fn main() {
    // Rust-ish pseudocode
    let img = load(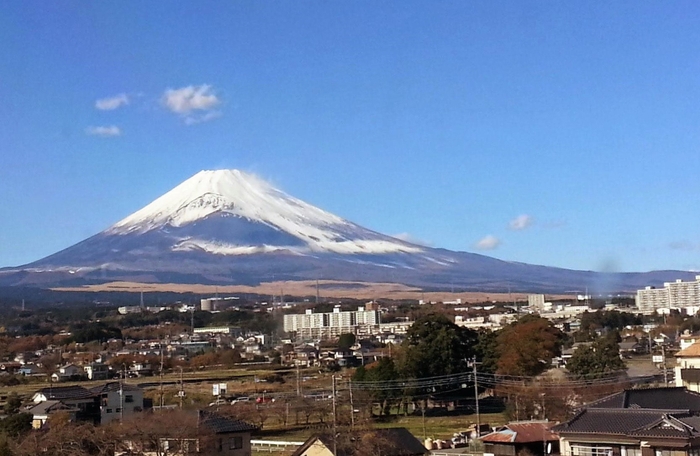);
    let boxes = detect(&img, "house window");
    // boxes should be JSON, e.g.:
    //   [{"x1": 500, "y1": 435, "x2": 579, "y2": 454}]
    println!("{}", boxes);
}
[
  {"x1": 125, "y1": 395, "x2": 134, "y2": 403},
  {"x1": 106, "y1": 409, "x2": 112, "y2": 413},
  {"x1": 623, "y1": 447, "x2": 642, "y2": 456},
  {"x1": 116, "y1": 408, "x2": 122, "y2": 413},
  {"x1": 229, "y1": 436, "x2": 243, "y2": 450},
  {"x1": 656, "y1": 450, "x2": 685, "y2": 456},
  {"x1": 572, "y1": 445, "x2": 613, "y2": 456}
]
